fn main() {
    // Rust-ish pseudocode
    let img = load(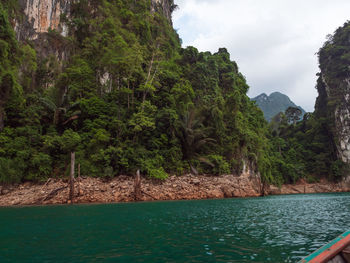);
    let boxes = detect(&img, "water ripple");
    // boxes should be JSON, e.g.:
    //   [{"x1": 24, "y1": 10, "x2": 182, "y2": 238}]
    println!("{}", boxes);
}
[{"x1": 0, "y1": 193, "x2": 349, "y2": 262}]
